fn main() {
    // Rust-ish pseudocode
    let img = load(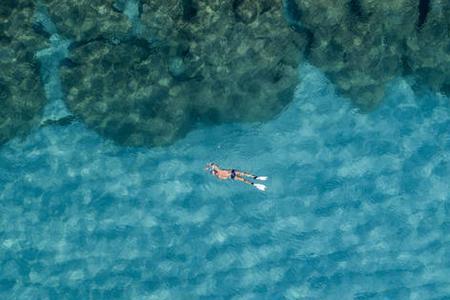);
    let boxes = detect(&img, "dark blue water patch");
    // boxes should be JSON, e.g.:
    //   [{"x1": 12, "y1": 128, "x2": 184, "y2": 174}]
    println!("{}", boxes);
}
[
  {"x1": 308, "y1": 274, "x2": 330, "y2": 289},
  {"x1": 414, "y1": 205, "x2": 441, "y2": 232},
  {"x1": 1, "y1": 256, "x2": 31, "y2": 278},
  {"x1": 3, "y1": 183, "x2": 45, "y2": 207},
  {"x1": 365, "y1": 191, "x2": 388, "y2": 204},
  {"x1": 282, "y1": 260, "x2": 312, "y2": 284},
  {"x1": 392, "y1": 105, "x2": 421, "y2": 123},
  {"x1": 323, "y1": 130, "x2": 360, "y2": 149},
  {"x1": 251, "y1": 284, "x2": 269, "y2": 295},
  {"x1": 183, "y1": 224, "x2": 210, "y2": 240},
  {"x1": 327, "y1": 248, "x2": 354, "y2": 263},
  {"x1": 91, "y1": 193, "x2": 122, "y2": 215},
  {"x1": 361, "y1": 139, "x2": 400, "y2": 156},
  {"x1": 415, "y1": 91, "x2": 442, "y2": 118},
  {"x1": 62, "y1": 287, "x2": 89, "y2": 300},
  {"x1": 163, "y1": 275, "x2": 183, "y2": 288},
  {"x1": 401, "y1": 151, "x2": 427, "y2": 173},
  {"x1": 378, "y1": 287, "x2": 412, "y2": 299},
  {"x1": 354, "y1": 218, "x2": 382, "y2": 238},
  {"x1": 416, "y1": 214, "x2": 440, "y2": 237},
  {"x1": 440, "y1": 218, "x2": 450, "y2": 232},
  {"x1": 436, "y1": 120, "x2": 450, "y2": 137},
  {"x1": 49, "y1": 258, "x2": 85, "y2": 277},
  {"x1": 440, "y1": 244, "x2": 450, "y2": 268},
  {"x1": 369, "y1": 268, "x2": 413, "y2": 286},
  {"x1": 139, "y1": 277, "x2": 162, "y2": 293},
  {"x1": 432, "y1": 296, "x2": 450, "y2": 300},
  {"x1": 313, "y1": 203, "x2": 339, "y2": 217},
  {"x1": 354, "y1": 291, "x2": 378, "y2": 299},
  {"x1": 238, "y1": 213, "x2": 273, "y2": 228},
  {"x1": 0, "y1": 279, "x2": 16, "y2": 292},
  {"x1": 37, "y1": 196, "x2": 67, "y2": 218},
  {"x1": 417, "y1": 143, "x2": 441, "y2": 161},
  {"x1": 247, "y1": 232, "x2": 275, "y2": 248},
  {"x1": 186, "y1": 273, "x2": 208, "y2": 290},
  {"x1": 213, "y1": 269, "x2": 245, "y2": 295},
  {"x1": 178, "y1": 194, "x2": 202, "y2": 210},
  {"x1": 276, "y1": 230, "x2": 320, "y2": 245},
  {"x1": 83, "y1": 277, "x2": 129, "y2": 299},
  {"x1": 287, "y1": 175, "x2": 321, "y2": 197},
  {"x1": 160, "y1": 245, "x2": 189, "y2": 263},
  {"x1": 143, "y1": 227, "x2": 167, "y2": 248},
  {"x1": 17, "y1": 247, "x2": 49, "y2": 262},
  {"x1": 399, "y1": 172, "x2": 425, "y2": 196},
  {"x1": 319, "y1": 176, "x2": 345, "y2": 193},
  {"x1": 96, "y1": 286, "x2": 127, "y2": 299},
  {"x1": 398, "y1": 124, "x2": 416, "y2": 137},
  {"x1": 420, "y1": 239, "x2": 445, "y2": 257},
  {"x1": 99, "y1": 224, "x2": 137, "y2": 241},
  {"x1": 205, "y1": 244, "x2": 228, "y2": 262},
  {"x1": 347, "y1": 175, "x2": 381, "y2": 199},
  {"x1": 296, "y1": 137, "x2": 321, "y2": 153}
]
